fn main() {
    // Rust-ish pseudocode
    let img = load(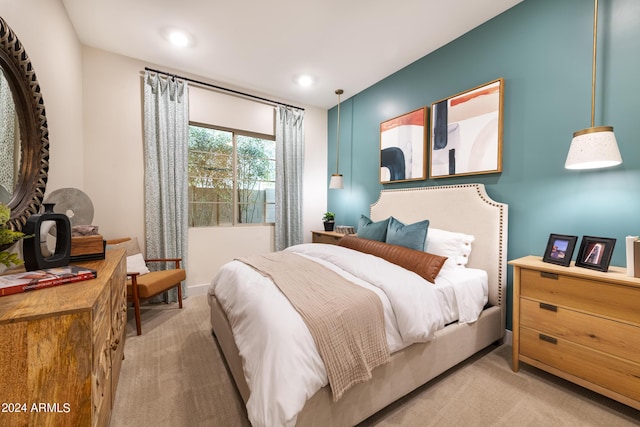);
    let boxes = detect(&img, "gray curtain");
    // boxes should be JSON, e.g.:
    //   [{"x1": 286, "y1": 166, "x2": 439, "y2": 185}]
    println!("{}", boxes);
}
[
  {"x1": 275, "y1": 106, "x2": 304, "y2": 251},
  {"x1": 142, "y1": 71, "x2": 189, "y2": 302}
]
